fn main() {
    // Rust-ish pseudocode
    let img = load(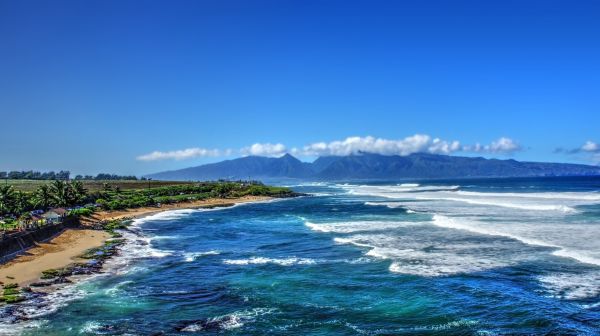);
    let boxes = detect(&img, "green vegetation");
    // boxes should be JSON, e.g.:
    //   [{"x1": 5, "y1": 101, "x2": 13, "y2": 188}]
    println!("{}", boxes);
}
[
  {"x1": 1, "y1": 180, "x2": 296, "y2": 230},
  {"x1": 5, "y1": 179, "x2": 195, "y2": 193},
  {"x1": 92, "y1": 181, "x2": 294, "y2": 211},
  {"x1": 0, "y1": 180, "x2": 87, "y2": 219},
  {"x1": 0, "y1": 170, "x2": 70, "y2": 180},
  {"x1": 1, "y1": 283, "x2": 25, "y2": 304},
  {"x1": 0, "y1": 170, "x2": 141, "y2": 181},
  {"x1": 40, "y1": 268, "x2": 71, "y2": 279}
]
